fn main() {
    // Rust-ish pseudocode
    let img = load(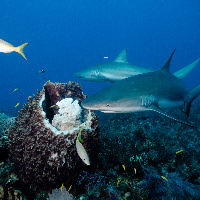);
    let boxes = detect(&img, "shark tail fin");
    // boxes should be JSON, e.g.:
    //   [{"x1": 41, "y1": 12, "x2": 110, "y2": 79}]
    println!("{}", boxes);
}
[
  {"x1": 150, "y1": 105, "x2": 196, "y2": 128},
  {"x1": 16, "y1": 42, "x2": 28, "y2": 60},
  {"x1": 160, "y1": 49, "x2": 176, "y2": 73},
  {"x1": 173, "y1": 58, "x2": 200, "y2": 79},
  {"x1": 114, "y1": 49, "x2": 128, "y2": 63},
  {"x1": 184, "y1": 84, "x2": 200, "y2": 116}
]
